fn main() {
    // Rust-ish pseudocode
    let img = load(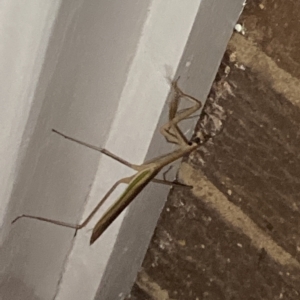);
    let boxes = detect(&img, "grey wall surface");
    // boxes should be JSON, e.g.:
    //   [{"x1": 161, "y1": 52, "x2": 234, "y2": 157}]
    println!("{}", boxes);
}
[
  {"x1": 0, "y1": 0, "x2": 151, "y2": 299},
  {"x1": 0, "y1": 0, "x2": 245, "y2": 299},
  {"x1": 96, "y1": 0, "x2": 245, "y2": 299}
]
